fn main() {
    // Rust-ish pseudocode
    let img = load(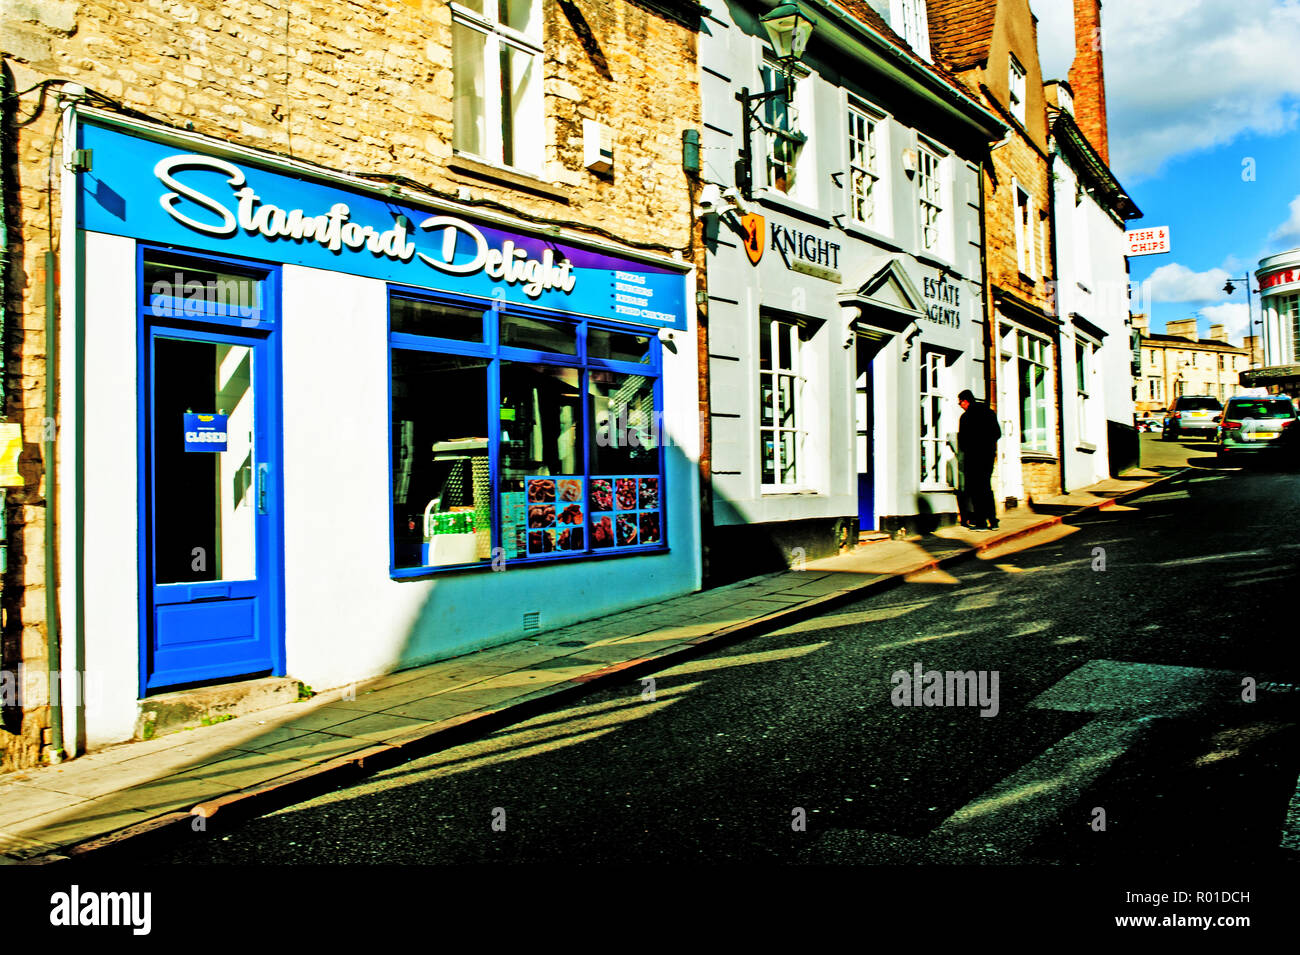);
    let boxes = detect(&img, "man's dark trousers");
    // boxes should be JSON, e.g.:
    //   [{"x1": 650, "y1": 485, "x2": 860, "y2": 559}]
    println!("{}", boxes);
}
[{"x1": 963, "y1": 454, "x2": 996, "y2": 527}]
